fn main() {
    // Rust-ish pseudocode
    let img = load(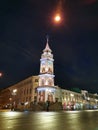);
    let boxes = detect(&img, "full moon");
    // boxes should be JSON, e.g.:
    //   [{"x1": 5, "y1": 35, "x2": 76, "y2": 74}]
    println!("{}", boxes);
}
[{"x1": 54, "y1": 14, "x2": 61, "y2": 22}]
